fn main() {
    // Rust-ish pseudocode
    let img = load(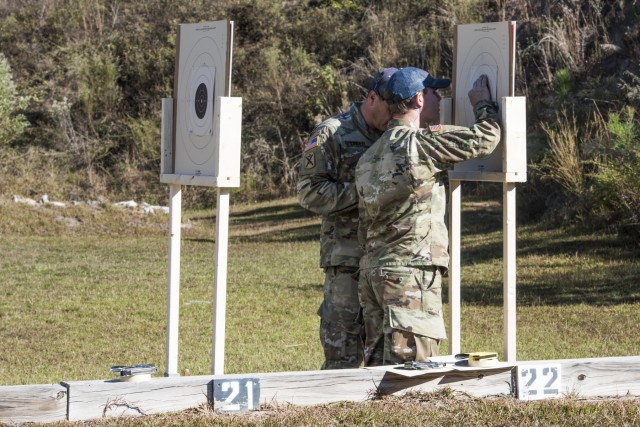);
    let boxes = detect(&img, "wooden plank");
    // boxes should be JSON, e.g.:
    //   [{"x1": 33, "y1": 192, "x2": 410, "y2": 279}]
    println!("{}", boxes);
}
[
  {"x1": 63, "y1": 376, "x2": 212, "y2": 421},
  {"x1": 447, "y1": 170, "x2": 526, "y2": 182},
  {"x1": 211, "y1": 367, "x2": 513, "y2": 409},
  {"x1": 8, "y1": 356, "x2": 640, "y2": 422},
  {"x1": 160, "y1": 98, "x2": 174, "y2": 175},
  {"x1": 165, "y1": 183, "x2": 182, "y2": 377},
  {"x1": 502, "y1": 97, "x2": 527, "y2": 175},
  {"x1": 213, "y1": 97, "x2": 242, "y2": 187},
  {"x1": 63, "y1": 367, "x2": 512, "y2": 420},
  {"x1": 212, "y1": 188, "x2": 231, "y2": 375},
  {"x1": 448, "y1": 180, "x2": 462, "y2": 355},
  {"x1": 159, "y1": 173, "x2": 240, "y2": 187},
  {"x1": 215, "y1": 369, "x2": 373, "y2": 406},
  {"x1": 0, "y1": 383, "x2": 67, "y2": 424},
  {"x1": 519, "y1": 356, "x2": 640, "y2": 398},
  {"x1": 503, "y1": 182, "x2": 517, "y2": 362}
]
